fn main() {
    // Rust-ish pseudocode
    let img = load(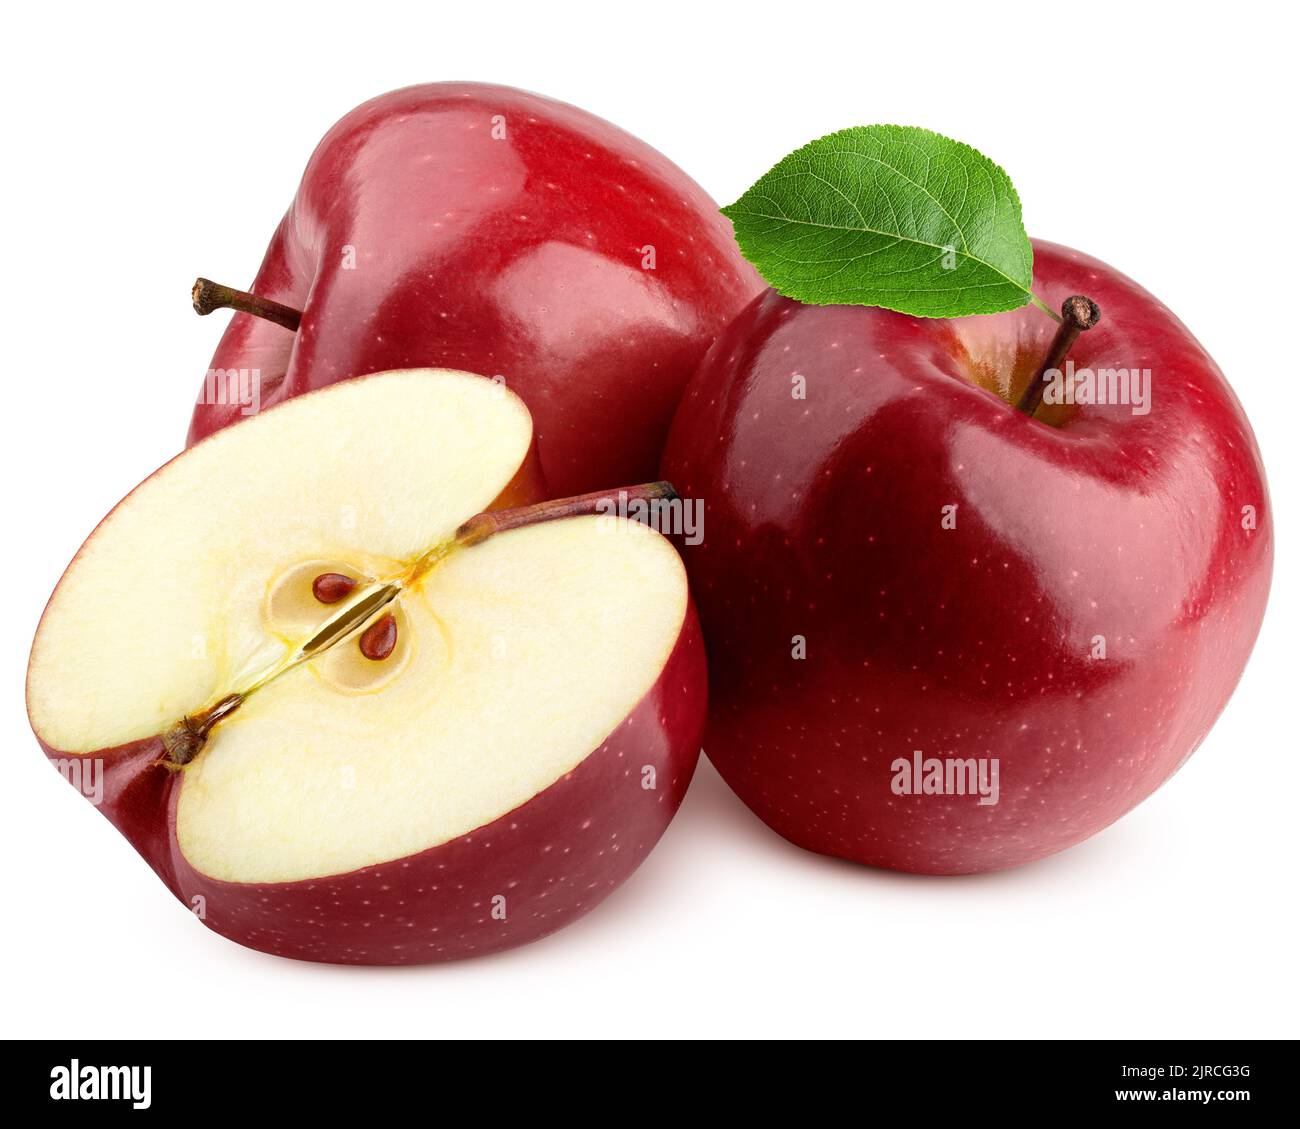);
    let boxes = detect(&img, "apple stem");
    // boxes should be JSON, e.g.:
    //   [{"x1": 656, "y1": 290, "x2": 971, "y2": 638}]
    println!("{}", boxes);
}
[
  {"x1": 456, "y1": 482, "x2": 679, "y2": 547},
  {"x1": 162, "y1": 693, "x2": 243, "y2": 767},
  {"x1": 1015, "y1": 295, "x2": 1102, "y2": 418},
  {"x1": 191, "y1": 278, "x2": 303, "y2": 332}
]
